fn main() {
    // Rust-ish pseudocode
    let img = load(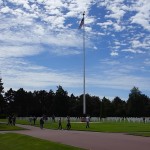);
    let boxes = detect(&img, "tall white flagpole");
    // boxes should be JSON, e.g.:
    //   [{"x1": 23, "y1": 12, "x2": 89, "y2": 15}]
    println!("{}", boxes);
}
[{"x1": 83, "y1": 12, "x2": 86, "y2": 115}]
